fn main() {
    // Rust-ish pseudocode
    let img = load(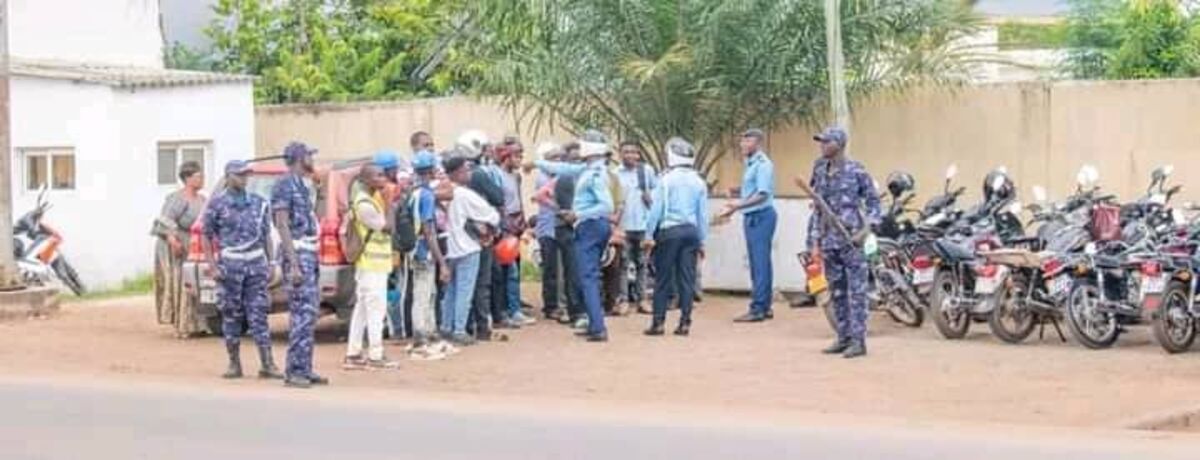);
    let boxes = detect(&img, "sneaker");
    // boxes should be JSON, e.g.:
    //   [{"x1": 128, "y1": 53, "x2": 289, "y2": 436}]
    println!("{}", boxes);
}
[
  {"x1": 494, "y1": 318, "x2": 521, "y2": 329},
  {"x1": 366, "y1": 358, "x2": 401, "y2": 370},
  {"x1": 512, "y1": 312, "x2": 537, "y2": 326},
  {"x1": 408, "y1": 346, "x2": 447, "y2": 361},
  {"x1": 449, "y1": 333, "x2": 477, "y2": 347},
  {"x1": 432, "y1": 341, "x2": 461, "y2": 356},
  {"x1": 342, "y1": 355, "x2": 368, "y2": 371},
  {"x1": 572, "y1": 318, "x2": 589, "y2": 330}
]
